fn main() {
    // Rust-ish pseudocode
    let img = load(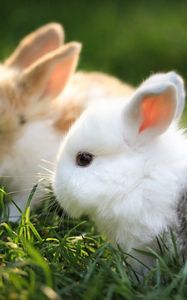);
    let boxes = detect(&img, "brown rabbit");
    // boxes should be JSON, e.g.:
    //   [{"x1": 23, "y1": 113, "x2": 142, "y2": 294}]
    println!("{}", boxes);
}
[{"x1": 0, "y1": 23, "x2": 133, "y2": 219}]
